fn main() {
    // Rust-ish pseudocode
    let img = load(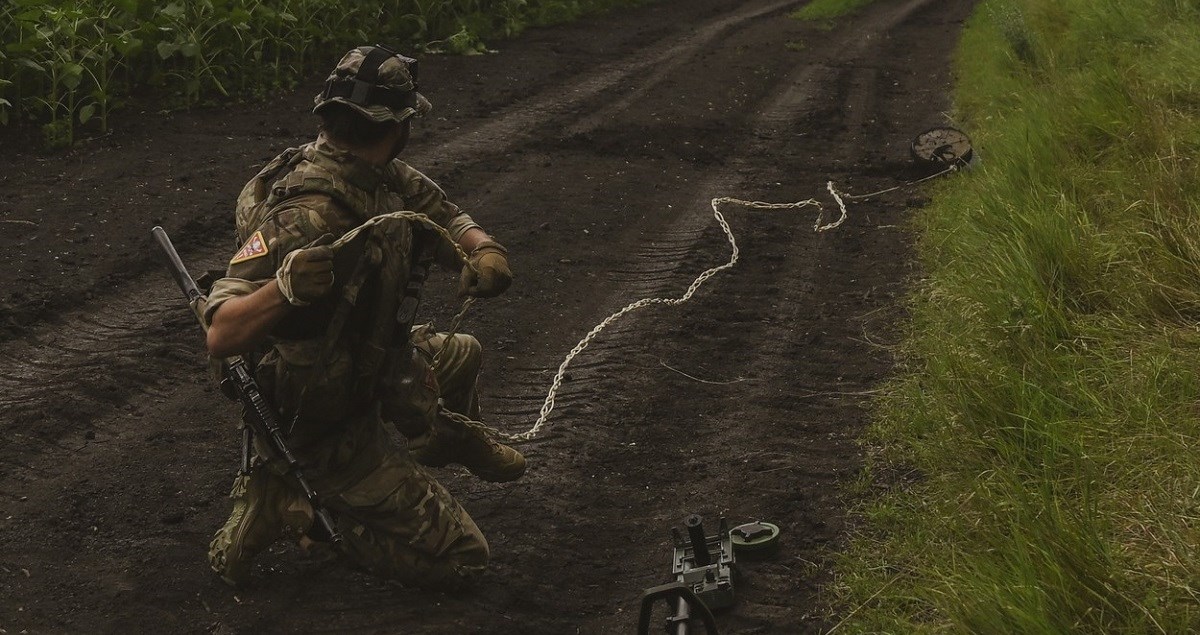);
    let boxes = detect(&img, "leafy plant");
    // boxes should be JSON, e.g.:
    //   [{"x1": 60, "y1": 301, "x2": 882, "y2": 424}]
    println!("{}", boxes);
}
[{"x1": 0, "y1": 0, "x2": 653, "y2": 148}]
